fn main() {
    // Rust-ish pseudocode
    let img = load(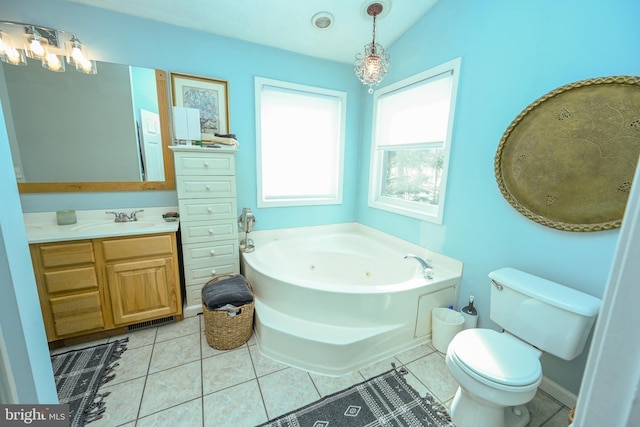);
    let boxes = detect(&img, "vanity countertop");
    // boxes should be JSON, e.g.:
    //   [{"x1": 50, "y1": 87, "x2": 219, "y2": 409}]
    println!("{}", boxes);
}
[{"x1": 24, "y1": 206, "x2": 179, "y2": 244}]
